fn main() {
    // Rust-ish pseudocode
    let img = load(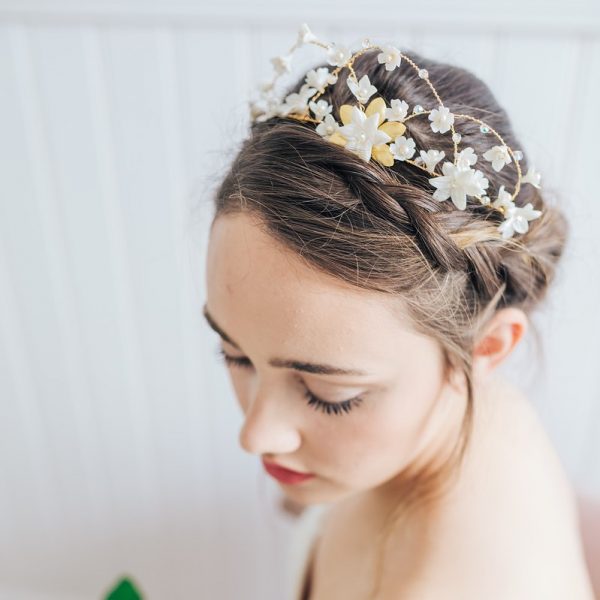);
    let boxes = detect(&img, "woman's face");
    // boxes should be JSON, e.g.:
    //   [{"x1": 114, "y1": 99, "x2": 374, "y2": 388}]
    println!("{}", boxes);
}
[{"x1": 204, "y1": 212, "x2": 467, "y2": 505}]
